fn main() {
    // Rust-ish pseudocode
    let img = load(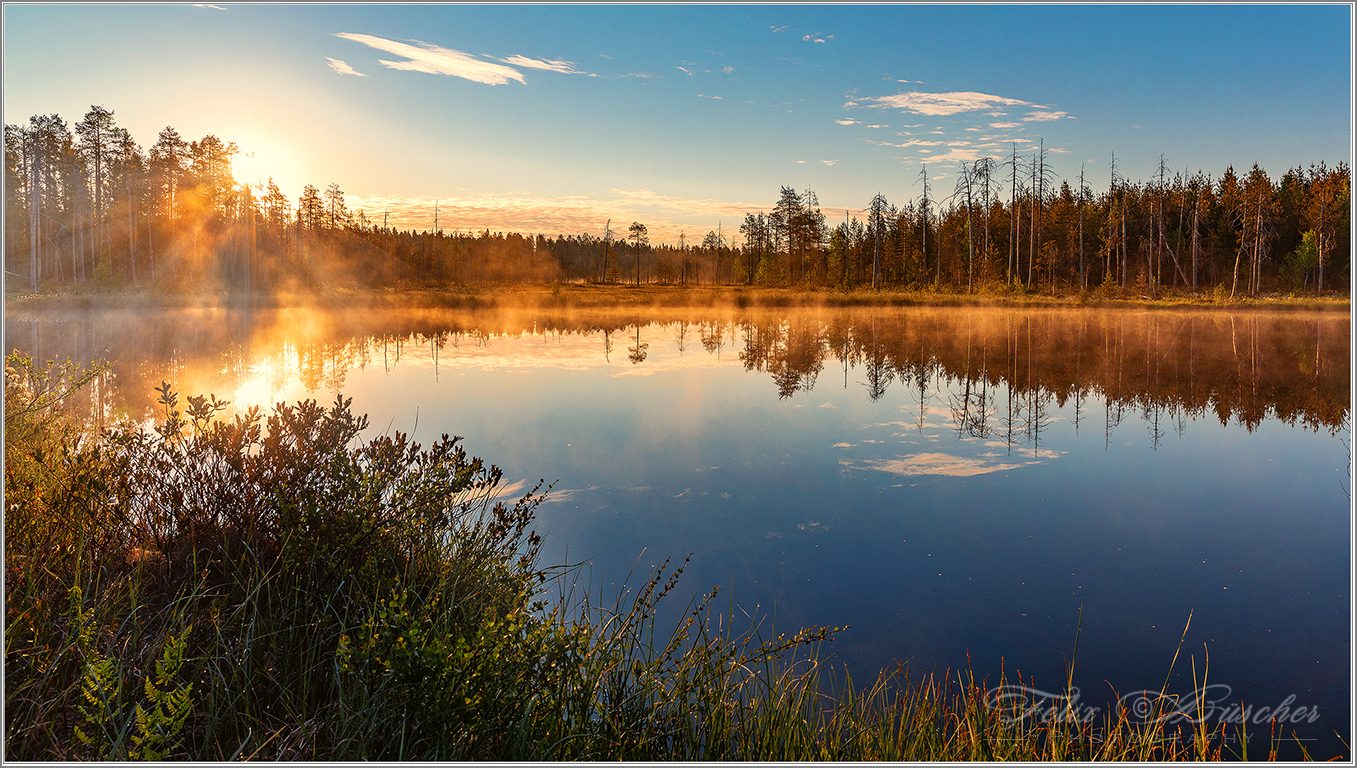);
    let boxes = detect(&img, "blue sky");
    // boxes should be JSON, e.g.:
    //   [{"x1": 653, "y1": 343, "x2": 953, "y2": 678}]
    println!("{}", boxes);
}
[{"x1": 4, "y1": 4, "x2": 1351, "y2": 243}]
